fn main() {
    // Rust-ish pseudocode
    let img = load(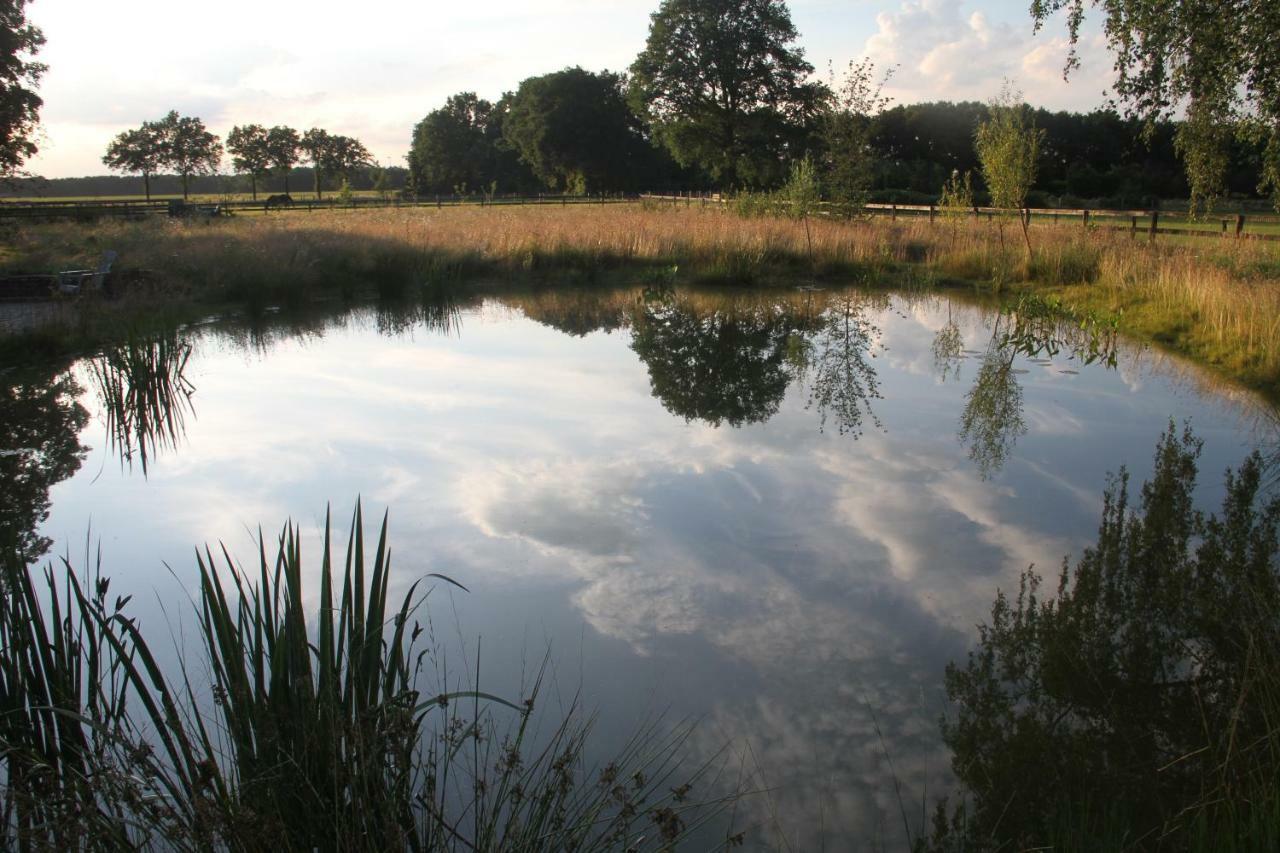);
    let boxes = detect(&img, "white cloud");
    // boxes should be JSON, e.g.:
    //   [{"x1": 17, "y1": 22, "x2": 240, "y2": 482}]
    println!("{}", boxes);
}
[{"x1": 863, "y1": 0, "x2": 1114, "y2": 110}]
